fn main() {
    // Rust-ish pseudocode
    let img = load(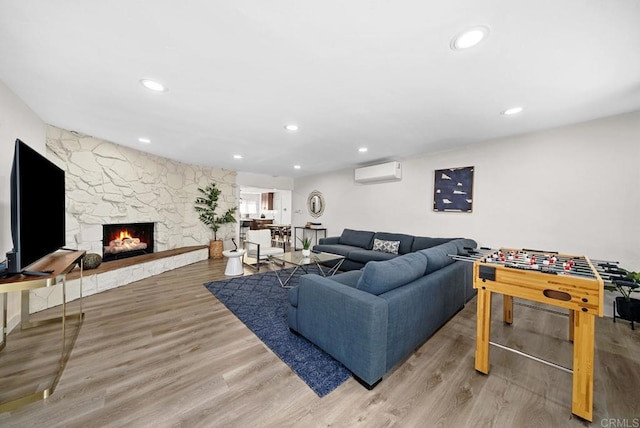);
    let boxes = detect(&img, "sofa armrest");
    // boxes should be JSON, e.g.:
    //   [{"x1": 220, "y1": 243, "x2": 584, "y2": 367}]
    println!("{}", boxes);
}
[
  {"x1": 294, "y1": 274, "x2": 388, "y2": 386},
  {"x1": 318, "y1": 236, "x2": 340, "y2": 245}
]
